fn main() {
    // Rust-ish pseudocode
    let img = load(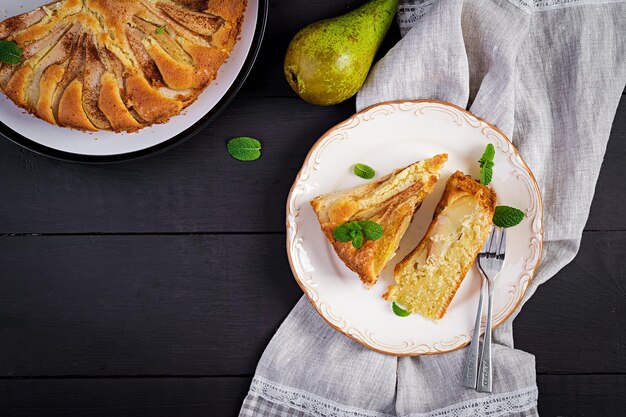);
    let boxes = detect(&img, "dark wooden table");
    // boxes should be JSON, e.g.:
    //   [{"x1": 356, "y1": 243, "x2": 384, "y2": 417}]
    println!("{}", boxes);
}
[{"x1": 1, "y1": 1, "x2": 625, "y2": 416}]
